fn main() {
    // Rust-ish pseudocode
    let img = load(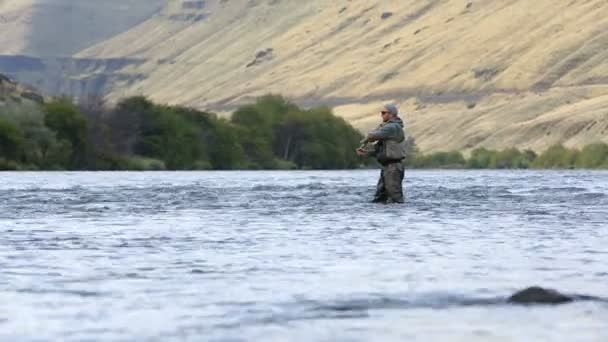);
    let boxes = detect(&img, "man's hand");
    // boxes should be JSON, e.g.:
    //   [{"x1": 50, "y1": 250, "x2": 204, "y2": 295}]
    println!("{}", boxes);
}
[{"x1": 356, "y1": 148, "x2": 368, "y2": 157}]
